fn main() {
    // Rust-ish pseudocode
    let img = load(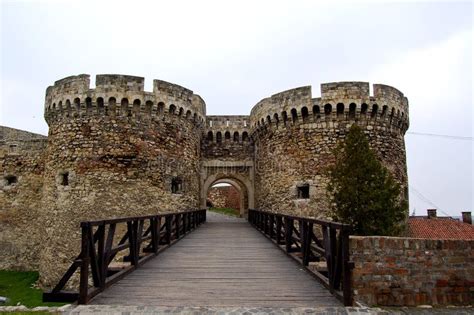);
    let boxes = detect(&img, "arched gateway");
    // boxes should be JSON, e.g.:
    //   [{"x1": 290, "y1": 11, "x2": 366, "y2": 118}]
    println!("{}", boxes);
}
[
  {"x1": 201, "y1": 115, "x2": 255, "y2": 217},
  {"x1": 200, "y1": 160, "x2": 254, "y2": 217}
]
